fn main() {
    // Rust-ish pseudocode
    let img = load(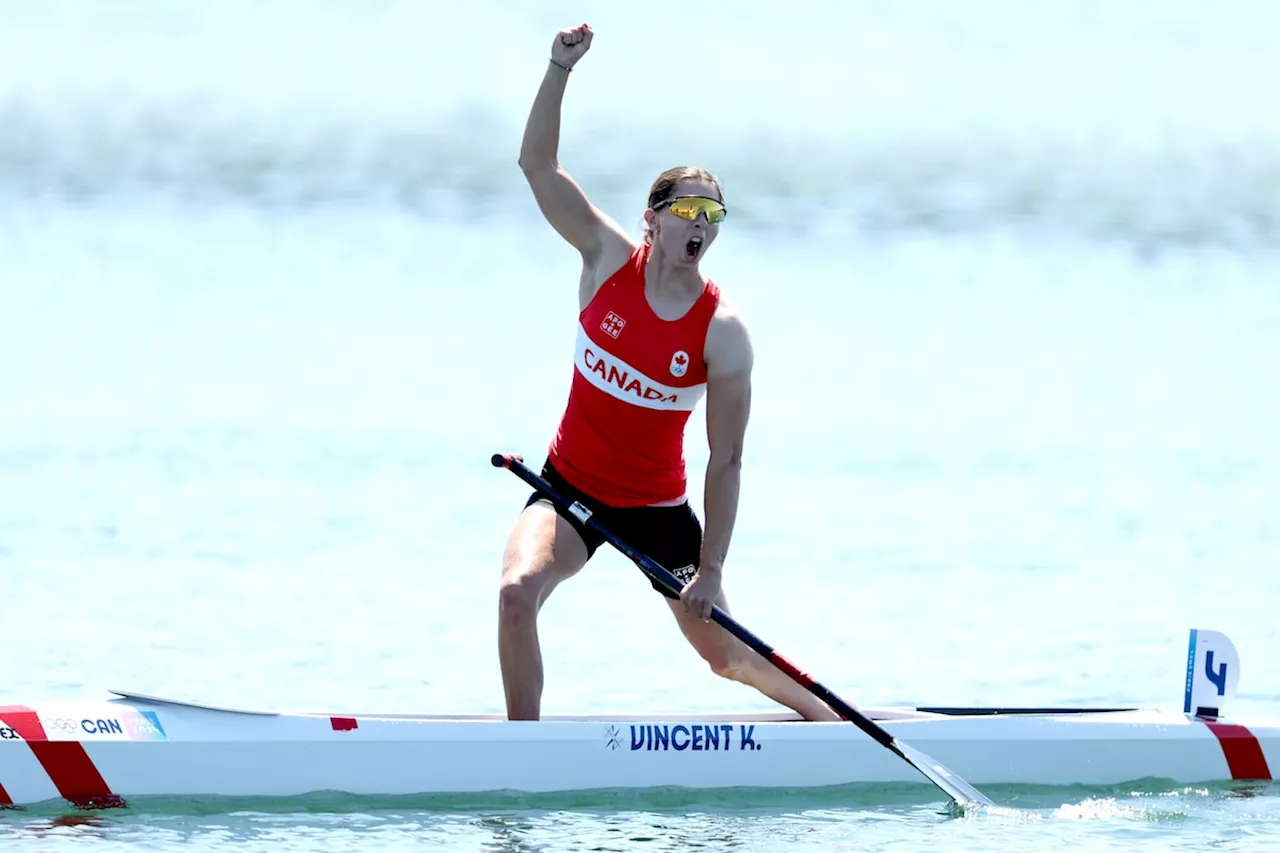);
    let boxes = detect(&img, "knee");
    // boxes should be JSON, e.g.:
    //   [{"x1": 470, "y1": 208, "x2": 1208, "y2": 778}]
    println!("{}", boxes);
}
[
  {"x1": 499, "y1": 561, "x2": 544, "y2": 628},
  {"x1": 701, "y1": 643, "x2": 749, "y2": 683}
]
